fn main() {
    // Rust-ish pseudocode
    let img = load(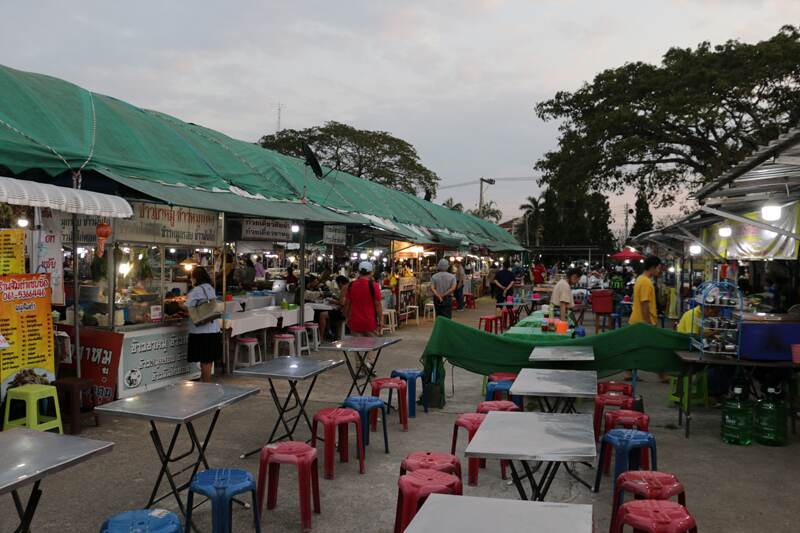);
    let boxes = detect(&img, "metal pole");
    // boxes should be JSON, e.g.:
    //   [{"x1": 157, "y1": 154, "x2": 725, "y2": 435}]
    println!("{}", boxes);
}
[
  {"x1": 479, "y1": 178, "x2": 484, "y2": 211},
  {"x1": 72, "y1": 214, "x2": 81, "y2": 378},
  {"x1": 298, "y1": 222, "x2": 306, "y2": 324}
]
